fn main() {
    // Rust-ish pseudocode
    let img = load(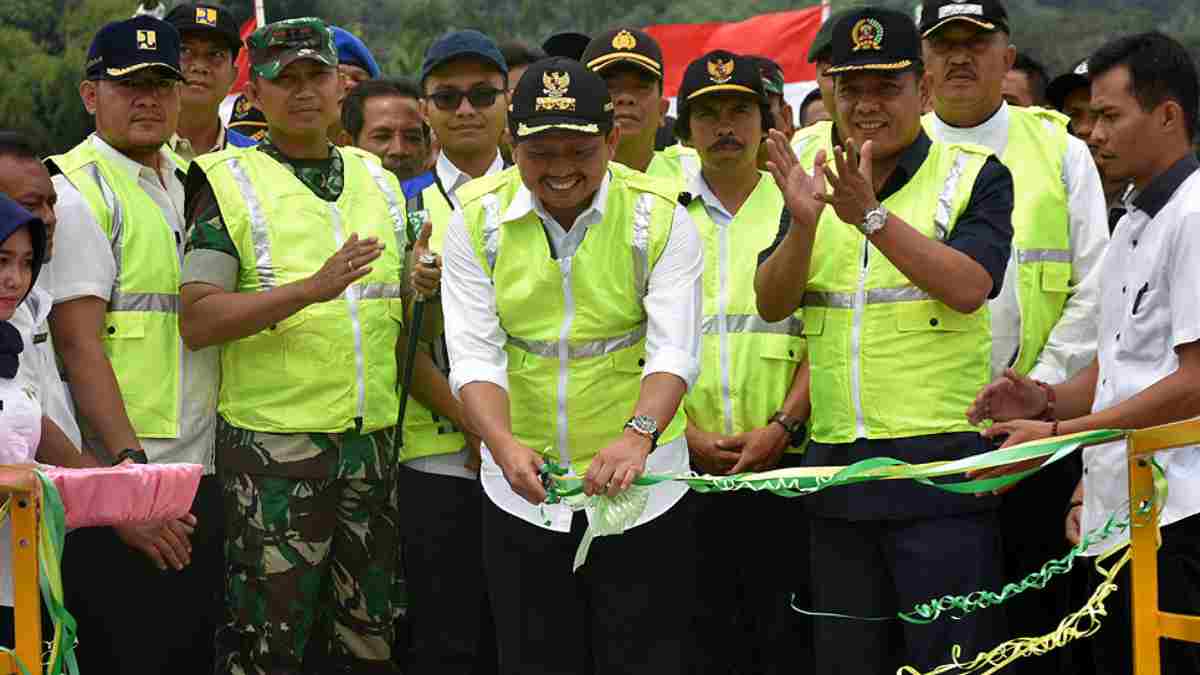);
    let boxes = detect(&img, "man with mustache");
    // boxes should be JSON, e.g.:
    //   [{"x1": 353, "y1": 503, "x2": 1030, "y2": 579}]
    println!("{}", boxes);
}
[
  {"x1": 164, "y1": 4, "x2": 255, "y2": 163},
  {"x1": 672, "y1": 50, "x2": 812, "y2": 674},
  {"x1": 582, "y1": 28, "x2": 700, "y2": 184},
  {"x1": 919, "y1": 0, "x2": 1109, "y2": 655},
  {"x1": 179, "y1": 18, "x2": 410, "y2": 673},
  {"x1": 755, "y1": 8, "x2": 1014, "y2": 672},
  {"x1": 343, "y1": 78, "x2": 432, "y2": 184},
  {"x1": 43, "y1": 15, "x2": 222, "y2": 673},
  {"x1": 441, "y1": 56, "x2": 703, "y2": 675}
]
